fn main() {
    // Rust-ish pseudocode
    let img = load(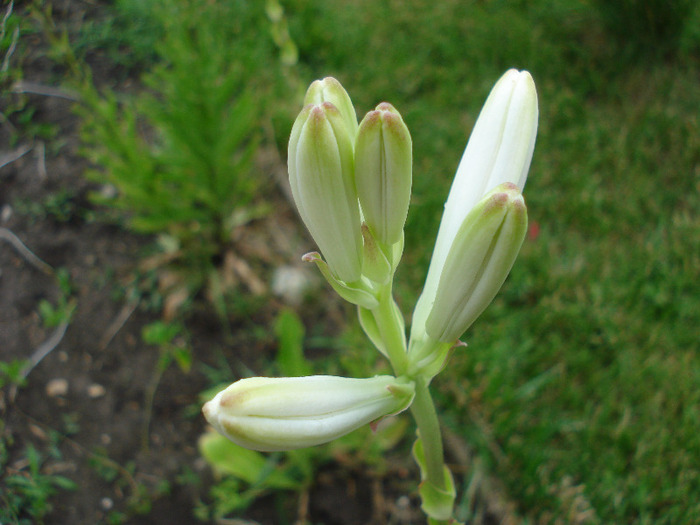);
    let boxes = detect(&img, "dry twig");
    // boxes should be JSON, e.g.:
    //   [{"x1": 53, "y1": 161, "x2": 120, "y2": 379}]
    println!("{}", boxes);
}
[
  {"x1": 0, "y1": 227, "x2": 54, "y2": 275},
  {"x1": 20, "y1": 321, "x2": 69, "y2": 380}
]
